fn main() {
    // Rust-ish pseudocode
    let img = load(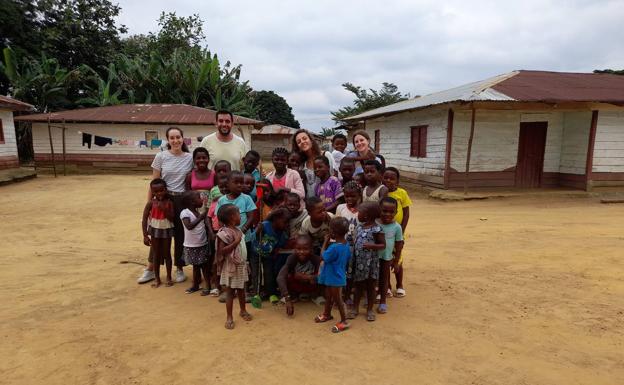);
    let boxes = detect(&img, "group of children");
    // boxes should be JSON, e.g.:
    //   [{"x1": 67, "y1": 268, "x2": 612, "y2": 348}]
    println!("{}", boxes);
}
[{"x1": 142, "y1": 134, "x2": 412, "y2": 332}]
